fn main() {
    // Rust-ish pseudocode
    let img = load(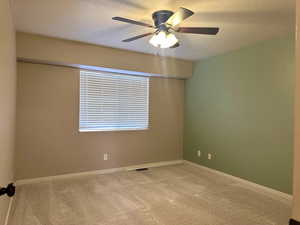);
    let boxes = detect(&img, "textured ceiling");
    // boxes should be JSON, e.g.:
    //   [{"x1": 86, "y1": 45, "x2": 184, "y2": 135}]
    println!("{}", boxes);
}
[{"x1": 13, "y1": 0, "x2": 295, "y2": 60}]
